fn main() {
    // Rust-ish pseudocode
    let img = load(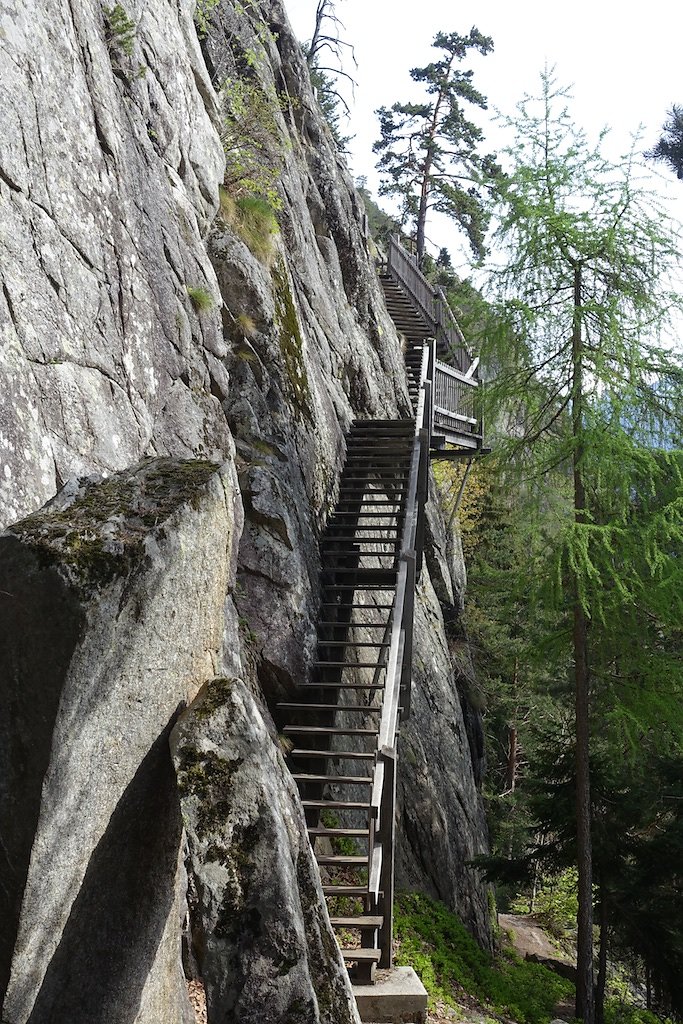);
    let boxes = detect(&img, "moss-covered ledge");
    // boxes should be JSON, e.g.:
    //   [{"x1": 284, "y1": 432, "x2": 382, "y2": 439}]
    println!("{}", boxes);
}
[{"x1": 5, "y1": 458, "x2": 221, "y2": 591}]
